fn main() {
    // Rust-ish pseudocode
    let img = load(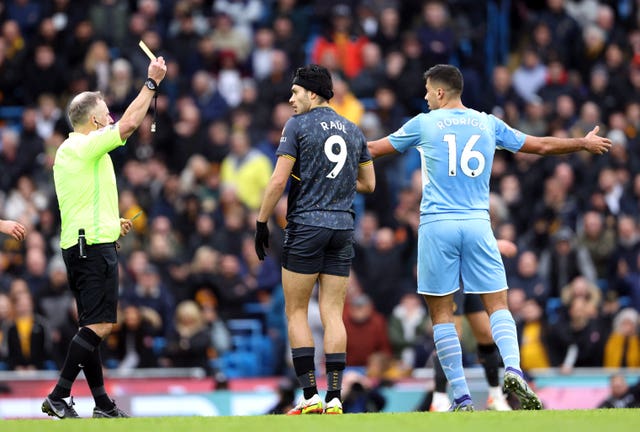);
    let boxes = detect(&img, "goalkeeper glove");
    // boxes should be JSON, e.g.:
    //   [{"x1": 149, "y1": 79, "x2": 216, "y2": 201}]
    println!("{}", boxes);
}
[{"x1": 255, "y1": 220, "x2": 270, "y2": 260}]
